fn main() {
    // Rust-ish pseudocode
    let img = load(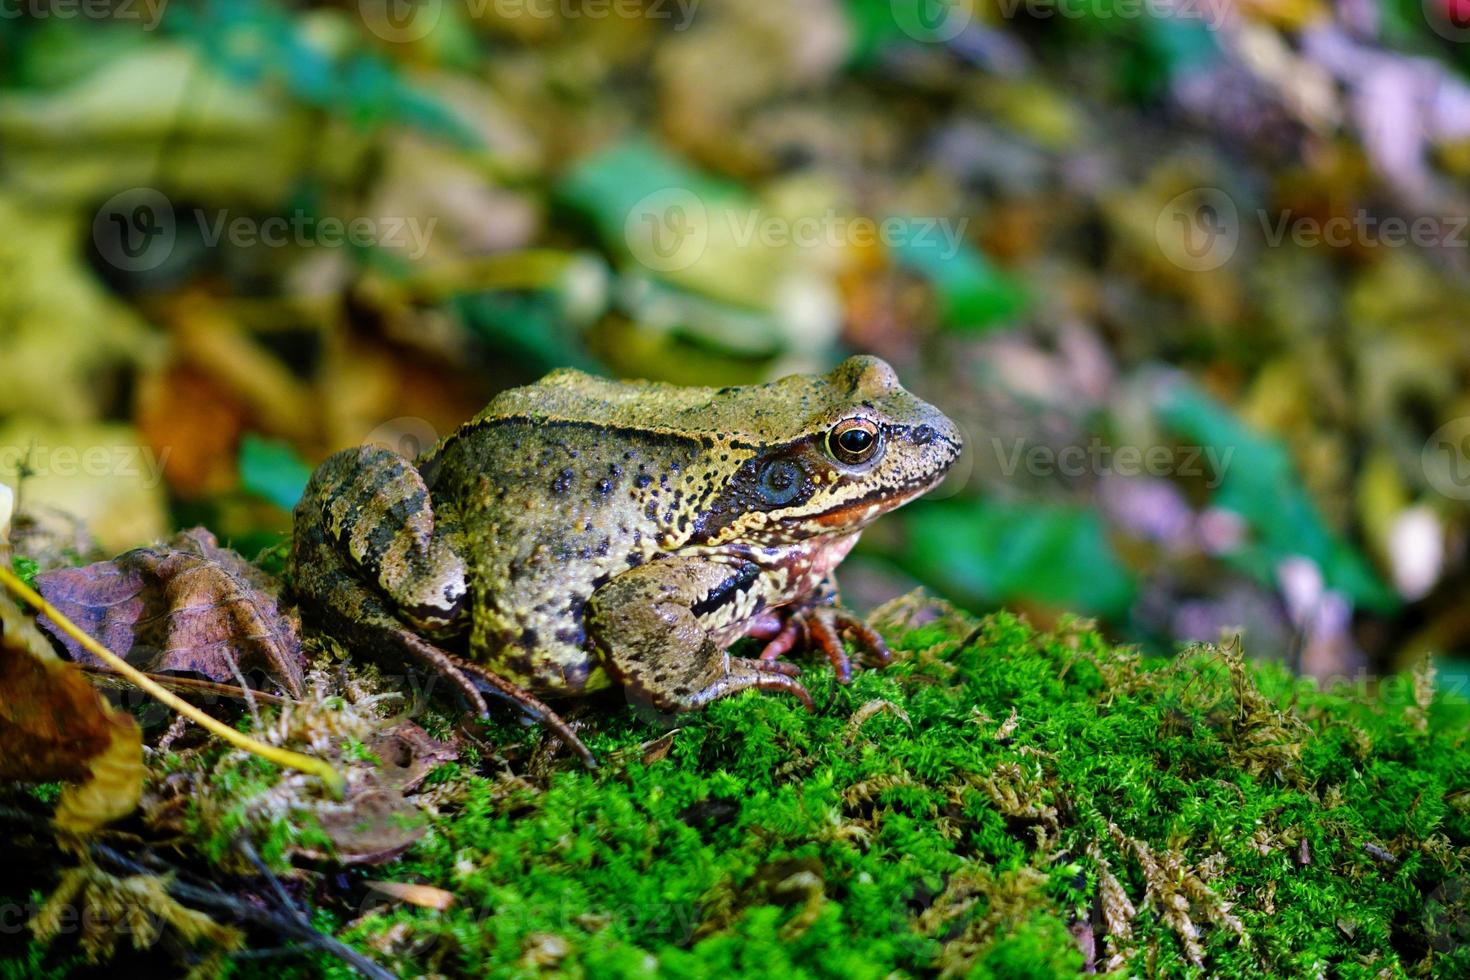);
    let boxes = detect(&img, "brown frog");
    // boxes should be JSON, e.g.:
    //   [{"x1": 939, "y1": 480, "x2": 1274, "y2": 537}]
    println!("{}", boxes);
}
[{"x1": 290, "y1": 356, "x2": 962, "y2": 764}]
